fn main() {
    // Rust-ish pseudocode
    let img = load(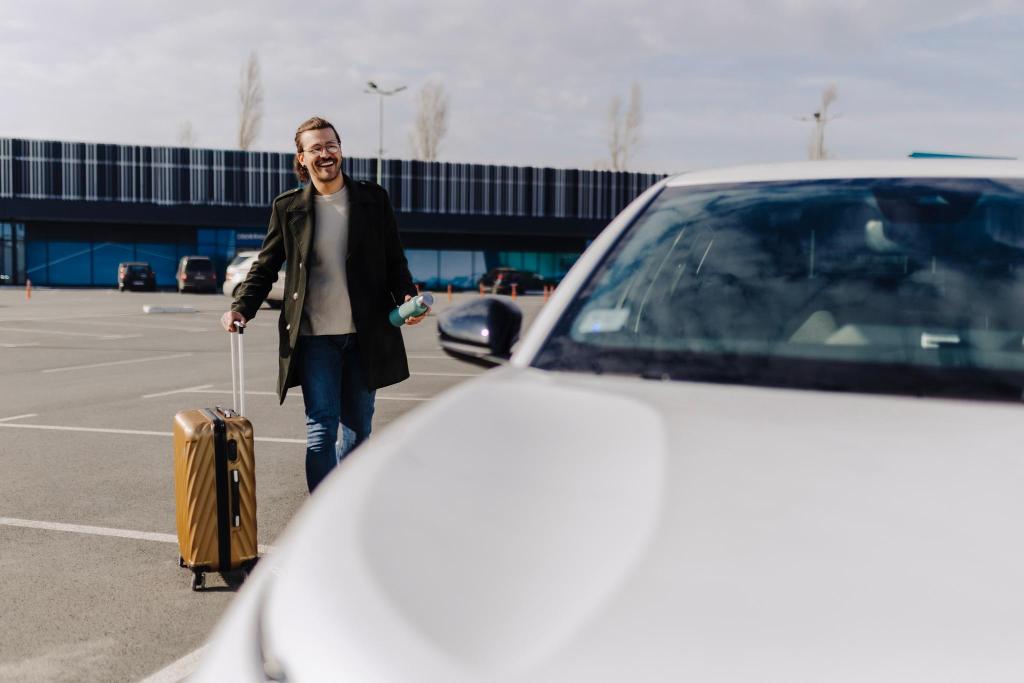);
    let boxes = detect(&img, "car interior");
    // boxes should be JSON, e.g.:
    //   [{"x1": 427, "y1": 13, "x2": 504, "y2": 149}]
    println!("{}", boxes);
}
[{"x1": 571, "y1": 180, "x2": 1024, "y2": 373}]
